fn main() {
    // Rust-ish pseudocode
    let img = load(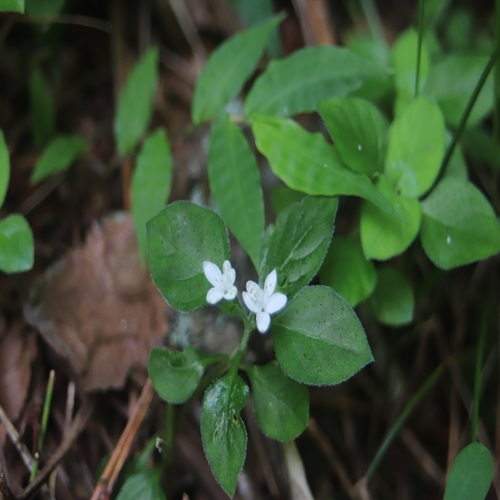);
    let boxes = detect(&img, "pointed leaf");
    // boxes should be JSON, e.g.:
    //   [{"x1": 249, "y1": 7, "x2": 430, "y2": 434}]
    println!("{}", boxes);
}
[
  {"x1": 201, "y1": 374, "x2": 249, "y2": 496},
  {"x1": 208, "y1": 115, "x2": 264, "y2": 268},
  {"x1": 444, "y1": 443, "x2": 493, "y2": 500},
  {"x1": 0, "y1": 214, "x2": 34, "y2": 274},
  {"x1": 147, "y1": 202, "x2": 230, "y2": 311},
  {"x1": 131, "y1": 128, "x2": 172, "y2": 263},
  {"x1": 192, "y1": 15, "x2": 283, "y2": 125},
  {"x1": 30, "y1": 67, "x2": 55, "y2": 148},
  {"x1": 245, "y1": 46, "x2": 381, "y2": 117},
  {"x1": 318, "y1": 97, "x2": 388, "y2": 175},
  {"x1": 260, "y1": 196, "x2": 337, "y2": 298},
  {"x1": 360, "y1": 175, "x2": 421, "y2": 260},
  {"x1": 385, "y1": 97, "x2": 445, "y2": 197},
  {"x1": 247, "y1": 362, "x2": 308, "y2": 441},
  {"x1": 114, "y1": 48, "x2": 158, "y2": 156},
  {"x1": 0, "y1": 131, "x2": 9, "y2": 208},
  {"x1": 252, "y1": 115, "x2": 393, "y2": 212},
  {"x1": 116, "y1": 468, "x2": 166, "y2": 500},
  {"x1": 272, "y1": 286, "x2": 373, "y2": 385},
  {"x1": 31, "y1": 135, "x2": 86, "y2": 184},
  {"x1": 420, "y1": 178, "x2": 500, "y2": 269}
]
